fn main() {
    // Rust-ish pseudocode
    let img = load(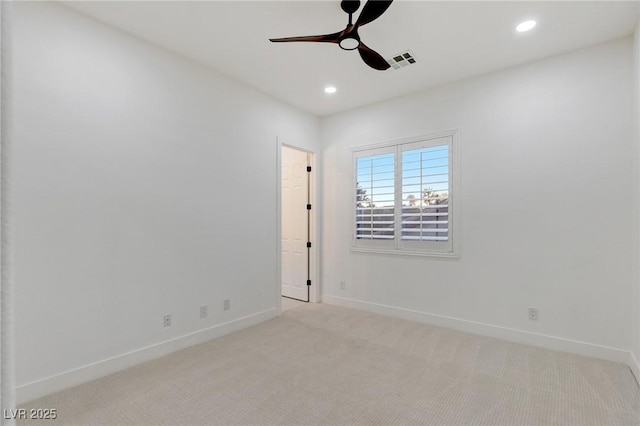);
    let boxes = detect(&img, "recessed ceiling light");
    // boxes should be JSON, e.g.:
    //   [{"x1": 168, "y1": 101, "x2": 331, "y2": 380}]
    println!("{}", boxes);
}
[
  {"x1": 324, "y1": 86, "x2": 337, "y2": 94},
  {"x1": 516, "y1": 20, "x2": 536, "y2": 32}
]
